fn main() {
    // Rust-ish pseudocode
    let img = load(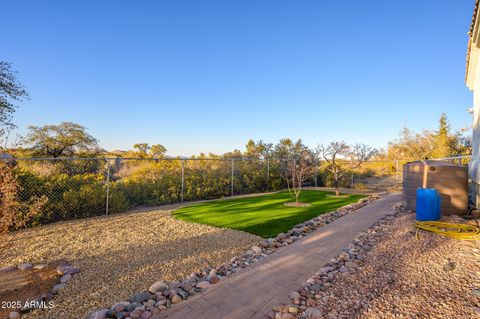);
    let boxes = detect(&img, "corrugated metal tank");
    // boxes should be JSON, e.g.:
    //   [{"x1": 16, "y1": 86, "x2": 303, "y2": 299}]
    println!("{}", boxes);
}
[{"x1": 403, "y1": 160, "x2": 468, "y2": 215}]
